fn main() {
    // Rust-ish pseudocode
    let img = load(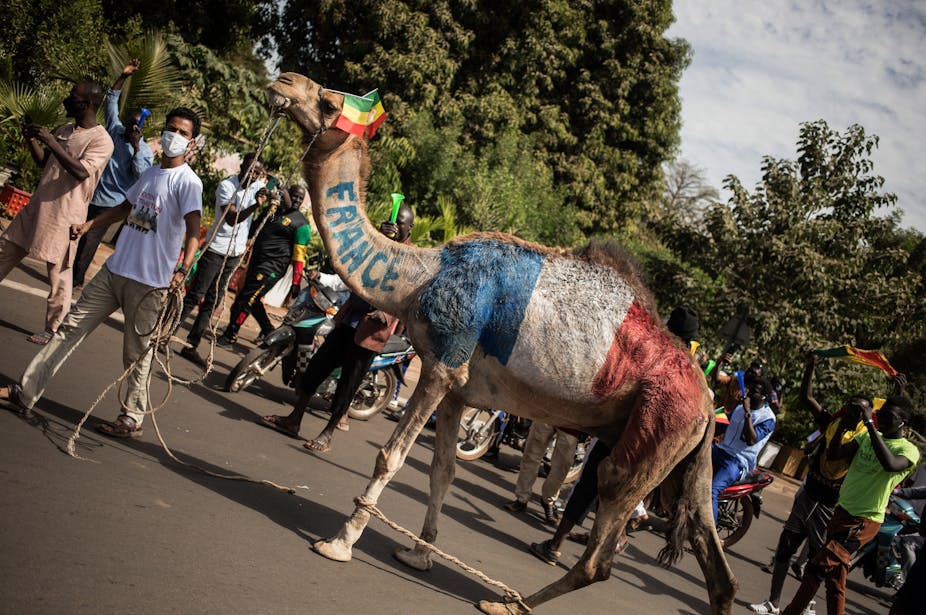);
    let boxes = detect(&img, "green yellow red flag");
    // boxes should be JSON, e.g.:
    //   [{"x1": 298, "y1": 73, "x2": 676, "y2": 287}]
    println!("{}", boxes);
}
[
  {"x1": 334, "y1": 93, "x2": 375, "y2": 137},
  {"x1": 812, "y1": 345, "x2": 899, "y2": 378},
  {"x1": 363, "y1": 89, "x2": 387, "y2": 138}
]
